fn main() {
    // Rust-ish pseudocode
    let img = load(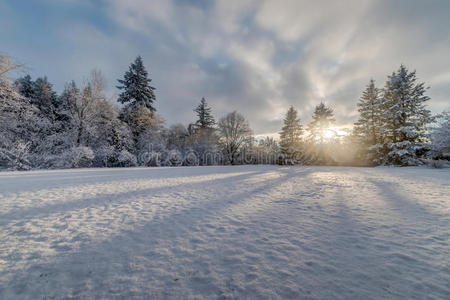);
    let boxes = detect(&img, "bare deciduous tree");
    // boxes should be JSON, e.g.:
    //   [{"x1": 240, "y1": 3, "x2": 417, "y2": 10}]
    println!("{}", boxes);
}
[
  {"x1": 218, "y1": 111, "x2": 252, "y2": 164},
  {"x1": 0, "y1": 53, "x2": 23, "y2": 81}
]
